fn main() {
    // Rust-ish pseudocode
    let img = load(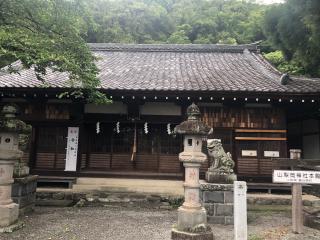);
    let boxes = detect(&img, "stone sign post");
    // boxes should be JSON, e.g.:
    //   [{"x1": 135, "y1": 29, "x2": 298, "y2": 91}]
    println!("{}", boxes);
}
[
  {"x1": 172, "y1": 103, "x2": 214, "y2": 240},
  {"x1": 273, "y1": 149, "x2": 304, "y2": 234},
  {"x1": 234, "y1": 181, "x2": 247, "y2": 240},
  {"x1": 0, "y1": 104, "x2": 30, "y2": 231}
]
